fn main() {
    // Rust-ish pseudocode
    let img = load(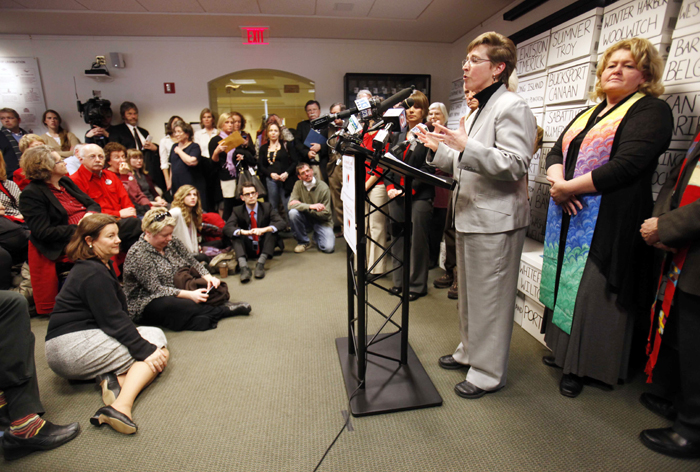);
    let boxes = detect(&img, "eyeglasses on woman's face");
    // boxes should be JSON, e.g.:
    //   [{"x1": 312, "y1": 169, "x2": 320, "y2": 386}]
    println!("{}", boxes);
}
[{"x1": 462, "y1": 55, "x2": 491, "y2": 68}]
